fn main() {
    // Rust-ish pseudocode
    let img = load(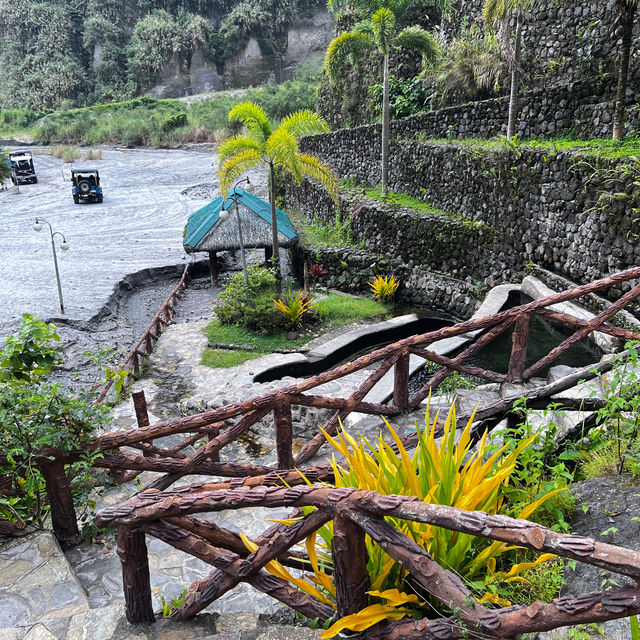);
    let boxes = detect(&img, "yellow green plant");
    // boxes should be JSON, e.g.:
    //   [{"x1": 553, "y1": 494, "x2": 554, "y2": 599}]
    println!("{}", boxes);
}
[
  {"x1": 369, "y1": 274, "x2": 399, "y2": 302},
  {"x1": 263, "y1": 401, "x2": 563, "y2": 637},
  {"x1": 273, "y1": 291, "x2": 317, "y2": 329}
]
